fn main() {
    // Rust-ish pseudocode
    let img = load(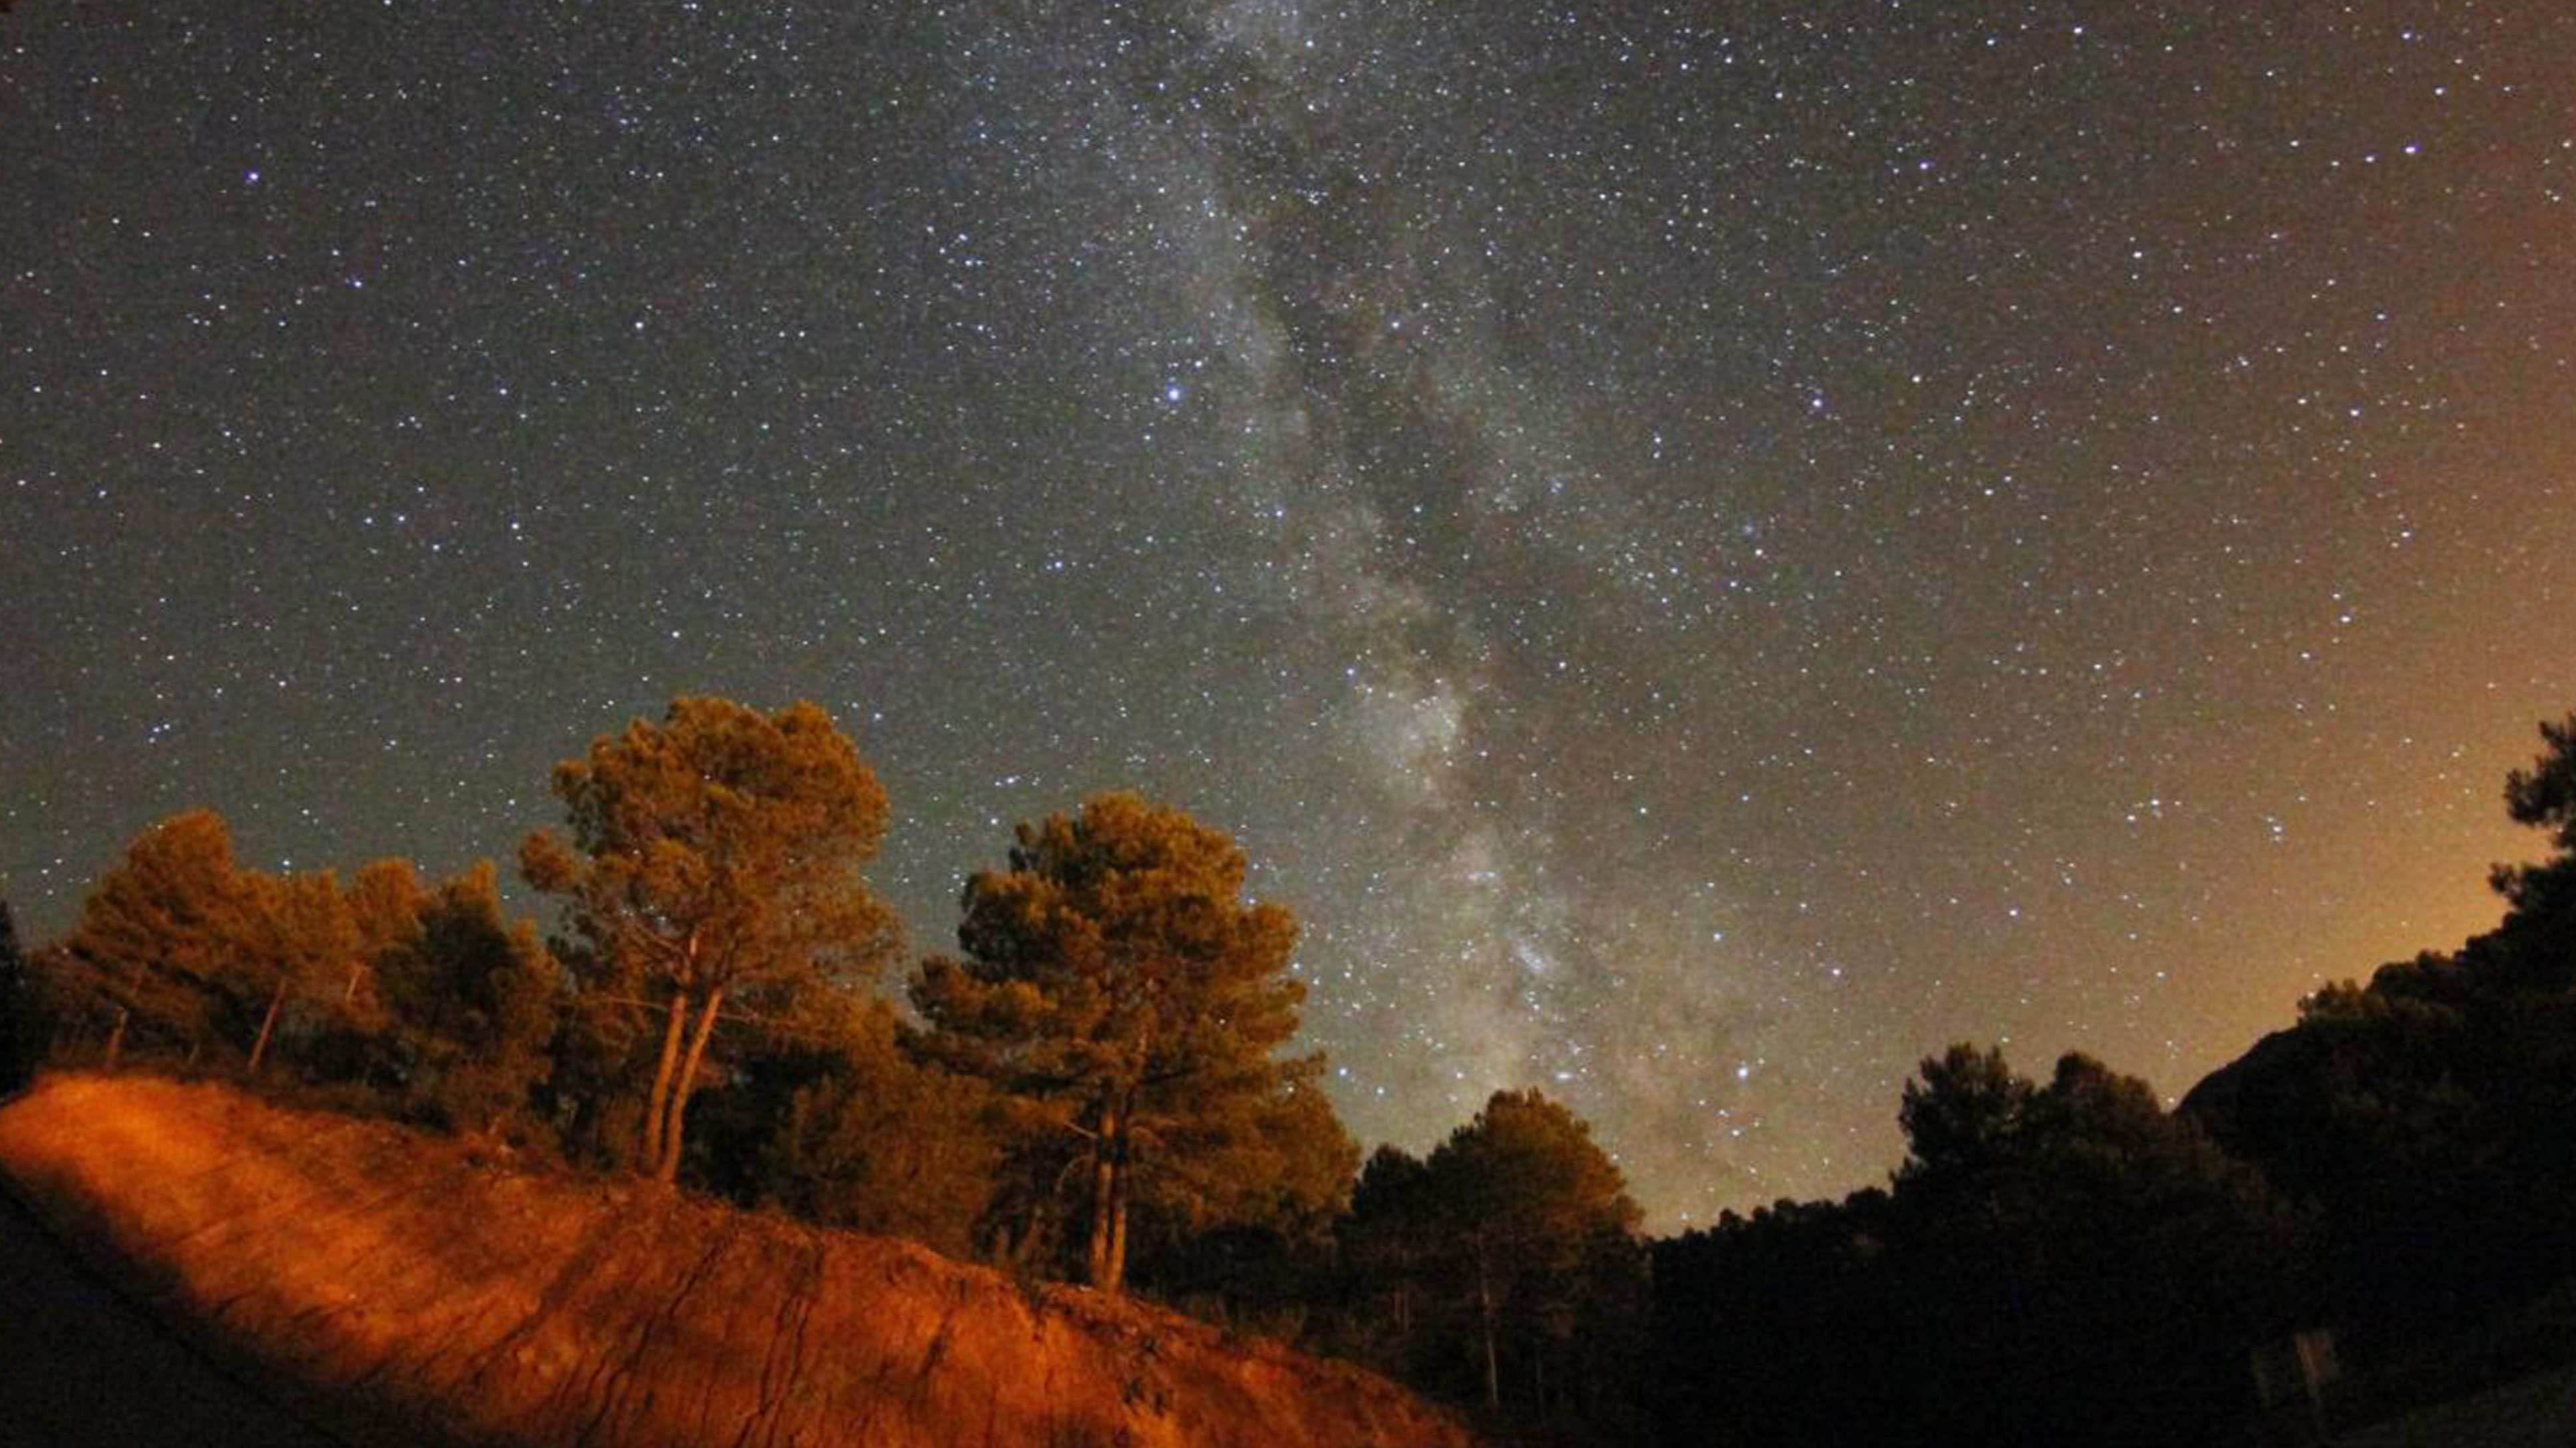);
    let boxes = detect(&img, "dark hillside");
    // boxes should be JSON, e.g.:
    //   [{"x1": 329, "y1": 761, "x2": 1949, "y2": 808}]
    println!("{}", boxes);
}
[{"x1": 0, "y1": 1186, "x2": 341, "y2": 1445}]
